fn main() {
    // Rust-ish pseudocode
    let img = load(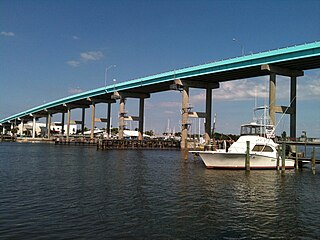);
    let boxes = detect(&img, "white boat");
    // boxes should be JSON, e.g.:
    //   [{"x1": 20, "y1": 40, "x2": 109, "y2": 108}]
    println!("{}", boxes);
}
[{"x1": 194, "y1": 107, "x2": 295, "y2": 169}]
